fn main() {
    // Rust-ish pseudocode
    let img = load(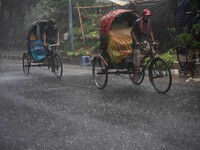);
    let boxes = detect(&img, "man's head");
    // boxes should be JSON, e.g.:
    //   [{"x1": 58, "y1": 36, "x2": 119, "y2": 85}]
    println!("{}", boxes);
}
[
  {"x1": 142, "y1": 9, "x2": 151, "y2": 22},
  {"x1": 48, "y1": 18, "x2": 56, "y2": 27}
]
